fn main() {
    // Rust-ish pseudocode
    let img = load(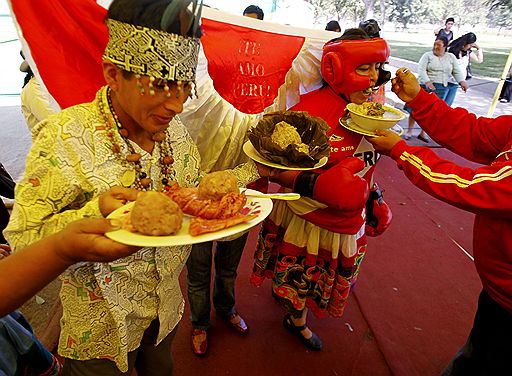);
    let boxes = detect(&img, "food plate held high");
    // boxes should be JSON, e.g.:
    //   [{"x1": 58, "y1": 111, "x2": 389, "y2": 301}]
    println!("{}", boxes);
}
[
  {"x1": 243, "y1": 141, "x2": 328, "y2": 171},
  {"x1": 106, "y1": 188, "x2": 272, "y2": 247},
  {"x1": 105, "y1": 171, "x2": 273, "y2": 247},
  {"x1": 246, "y1": 111, "x2": 330, "y2": 169},
  {"x1": 339, "y1": 117, "x2": 404, "y2": 138},
  {"x1": 345, "y1": 102, "x2": 405, "y2": 132}
]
